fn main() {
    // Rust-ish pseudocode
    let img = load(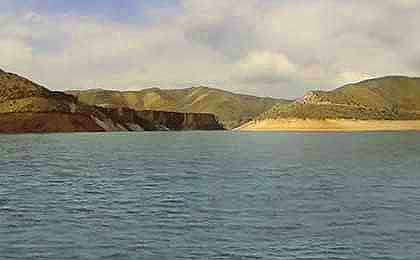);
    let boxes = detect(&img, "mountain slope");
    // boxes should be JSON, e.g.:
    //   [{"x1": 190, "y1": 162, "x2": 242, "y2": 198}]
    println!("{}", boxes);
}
[
  {"x1": 0, "y1": 70, "x2": 84, "y2": 114},
  {"x1": 0, "y1": 70, "x2": 223, "y2": 133},
  {"x1": 259, "y1": 76, "x2": 420, "y2": 121},
  {"x1": 67, "y1": 86, "x2": 289, "y2": 129}
]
